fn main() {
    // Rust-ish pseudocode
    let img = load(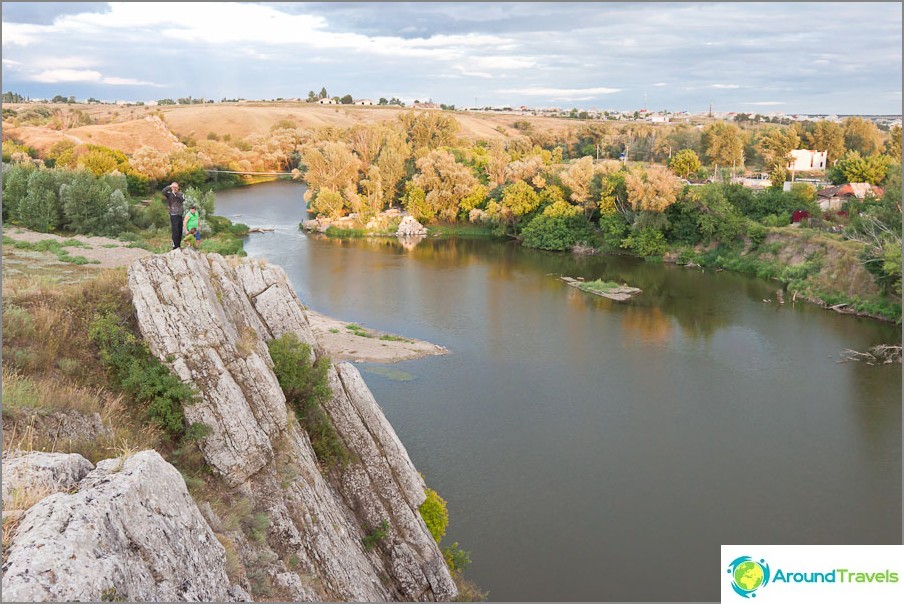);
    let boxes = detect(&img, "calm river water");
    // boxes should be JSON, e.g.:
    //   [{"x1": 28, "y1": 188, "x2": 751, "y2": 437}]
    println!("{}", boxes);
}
[{"x1": 216, "y1": 181, "x2": 901, "y2": 602}]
